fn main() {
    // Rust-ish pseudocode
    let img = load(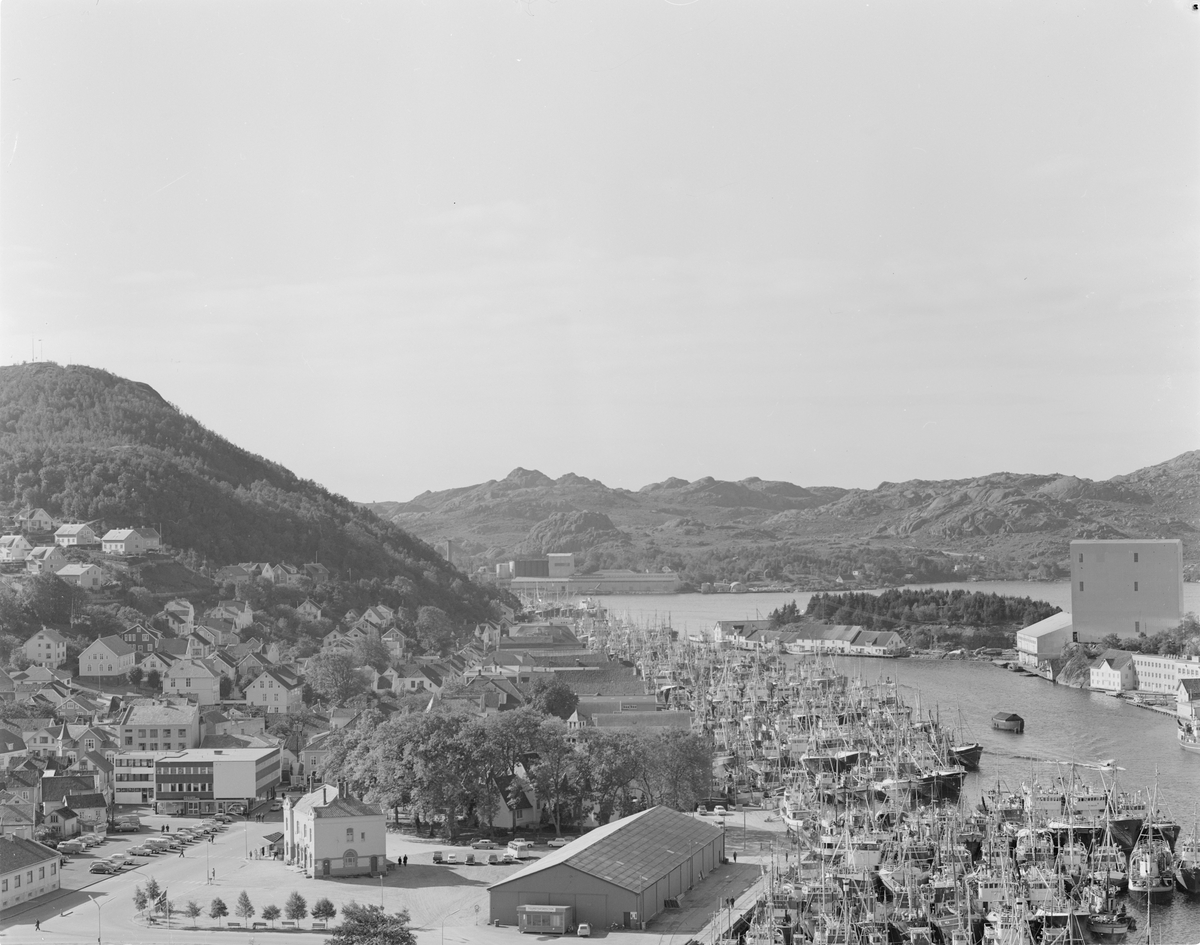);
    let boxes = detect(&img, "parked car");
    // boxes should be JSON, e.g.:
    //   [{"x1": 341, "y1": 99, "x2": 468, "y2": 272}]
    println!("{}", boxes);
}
[
  {"x1": 215, "y1": 814, "x2": 234, "y2": 824},
  {"x1": 465, "y1": 852, "x2": 476, "y2": 865},
  {"x1": 577, "y1": 923, "x2": 591, "y2": 937},
  {"x1": 115, "y1": 822, "x2": 140, "y2": 833},
  {"x1": 81, "y1": 835, "x2": 104, "y2": 848},
  {"x1": 713, "y1": 806, "x2": 728, "y2": 817},
  {"x1": 89, "y1": 863, "x2": 116, "y2": 874},
  {"x1": 269, "y1": 801, "x2": 283, "y2": 811},
  {"x1": 447, "y1": 852, "x2": 458, "y2": 864},
  {"x1": 129, "y1": 845, "x2": 154, "y2": 856},
  {"x1": 548, "y1": 838, "x2": 570, "y2": 848},
  {"x1": 487, "y1": 852, "x2": 500, "y2": 865},
  {"x1": 502, "y1": 852, "x2": 516, "y2": 864},
  {"x1": 471, "y1": 839, "x2": 498, "y2": 850},
  {"x1": 229, "y1": 804, "x2": 246, "y2": 815},
  {"x1": 432, "y1": 851, "x2": 444, "y2": 864},
  {"x1": 58, "y1": 841, "x2": 85, "y2": 855}
]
